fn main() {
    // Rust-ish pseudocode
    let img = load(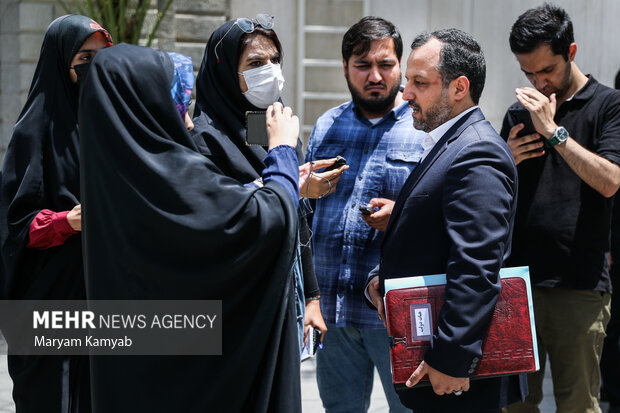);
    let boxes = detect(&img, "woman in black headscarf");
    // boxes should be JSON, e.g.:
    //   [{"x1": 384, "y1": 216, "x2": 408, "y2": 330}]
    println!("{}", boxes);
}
[
  {"x1": 191, "y1": 16, "x2": 342, "y2": 350},
  {"x1": 79, "y1": 43, "x2": 302, "y2": 412},
  {"x1": 0, "y1": 15, "x2": 111, "y2": 413}
]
